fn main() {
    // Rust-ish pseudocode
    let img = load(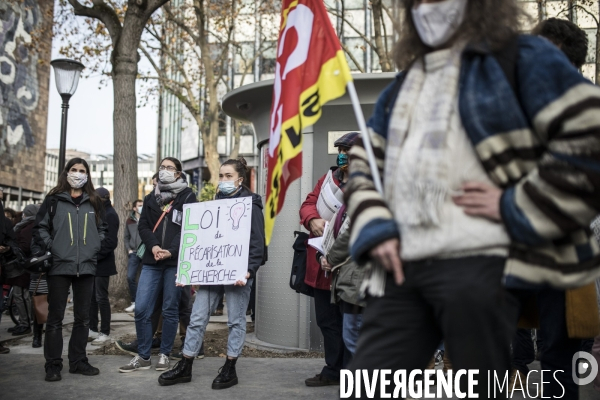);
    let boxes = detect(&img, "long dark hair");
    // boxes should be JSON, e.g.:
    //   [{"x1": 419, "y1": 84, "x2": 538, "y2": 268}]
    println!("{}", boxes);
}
[
  {"x1": 394, "y1": 0, "x2": 524, "y2": 69},
  {"x1": 48, "y1": 157, "x2": 104, "y2": 222}
]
